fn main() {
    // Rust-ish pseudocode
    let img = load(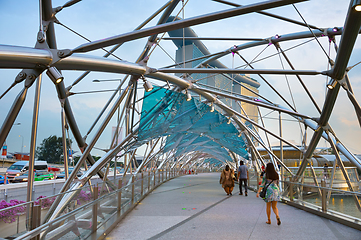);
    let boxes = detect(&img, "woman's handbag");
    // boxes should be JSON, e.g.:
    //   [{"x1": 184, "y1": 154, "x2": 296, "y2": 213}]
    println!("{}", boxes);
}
[{"x1": 260, "y1": 180, "x2": 273, "y2": 198}]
